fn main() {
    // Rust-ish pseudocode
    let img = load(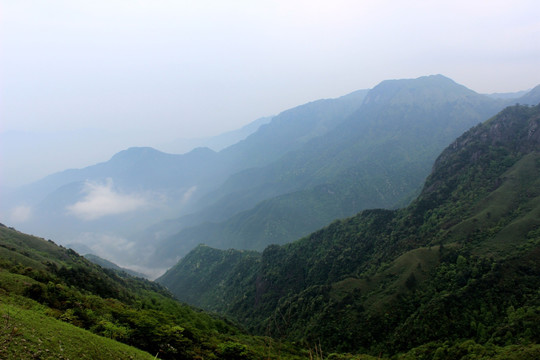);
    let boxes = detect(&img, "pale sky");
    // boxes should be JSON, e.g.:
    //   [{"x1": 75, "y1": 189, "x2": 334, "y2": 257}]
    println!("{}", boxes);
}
[{"x1": 1, "y1": 0, "x2": 540, "y2": 187}]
